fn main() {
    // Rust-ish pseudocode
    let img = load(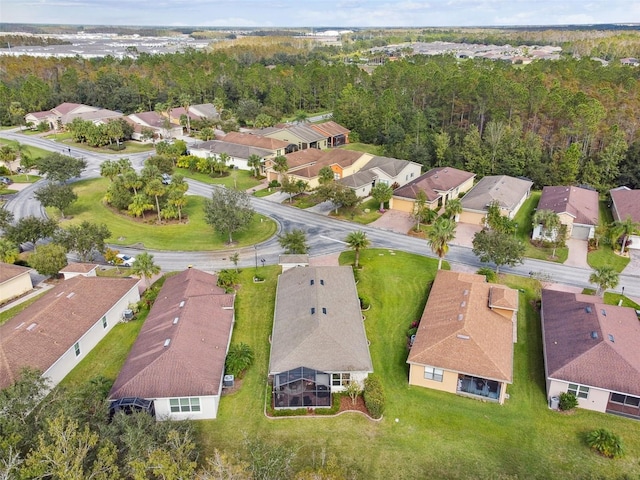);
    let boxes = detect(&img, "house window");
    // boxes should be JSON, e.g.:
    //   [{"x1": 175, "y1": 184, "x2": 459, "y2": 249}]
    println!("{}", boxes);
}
[
  {"x1": 169, "y1": 397, "x2": 201, "y2": 413},
  {"x1": 331, "y1": 373, "x2": 351, "y2": 386},
  {"x1": 102, "y1": 316, "x2": 107, "y2": 329},
  {"x1": 74, "y1": 342, "x2": 80, "y2": 357},
  {"x1": 424, "y1": 366, "x2": 444, "y2": 382},
  {"x1": 611, "y1": 393, "x2": 640, "y2": 407},
  {"x1": 568, "y1": 383, "x2": 589, "y2": 399}
]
